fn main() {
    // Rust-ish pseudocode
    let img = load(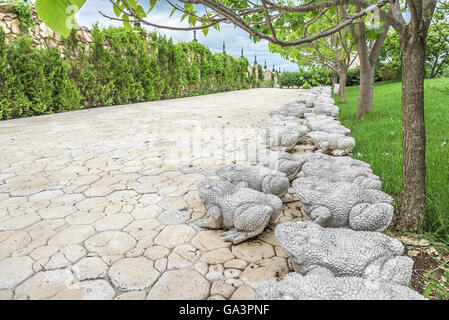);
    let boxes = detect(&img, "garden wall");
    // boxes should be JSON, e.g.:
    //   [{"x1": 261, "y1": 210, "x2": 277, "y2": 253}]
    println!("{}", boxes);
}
[{"x1": 0, "y1": 3, "x2": 91, "y2": 49}]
